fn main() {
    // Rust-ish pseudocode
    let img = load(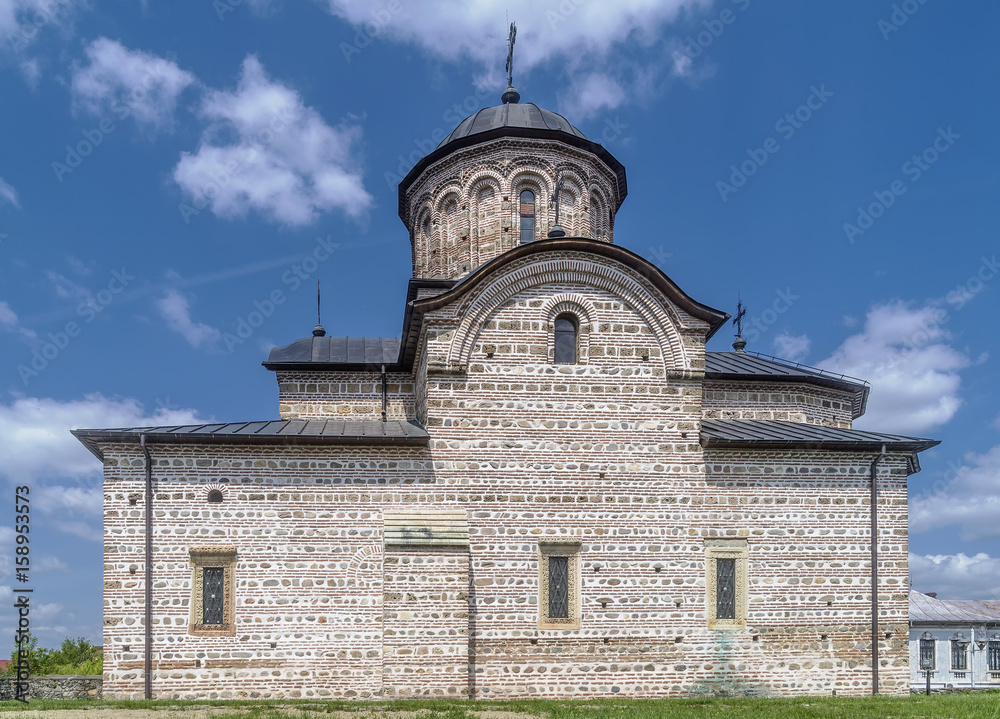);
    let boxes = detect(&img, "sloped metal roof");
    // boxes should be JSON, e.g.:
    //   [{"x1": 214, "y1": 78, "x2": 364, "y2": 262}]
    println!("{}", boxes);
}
[
  {"x1": 910, "y1": 590, "x2": 1000, "y2": 624},
  {"x1": 706, "y1": 351, "x2": 870, "y2": 418},
  {"x1": 72, "y1": 419, "x2": 428, "y2": 459},
  {"x1": 437, "y1": 103, "x2": 588, "y2": 149},
  {"x1": 700, "y1": 419, "x2": 939, "y2": 452},
  {"x1": 265, "y1": 336, "x2": 401, "y2": 369}
]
